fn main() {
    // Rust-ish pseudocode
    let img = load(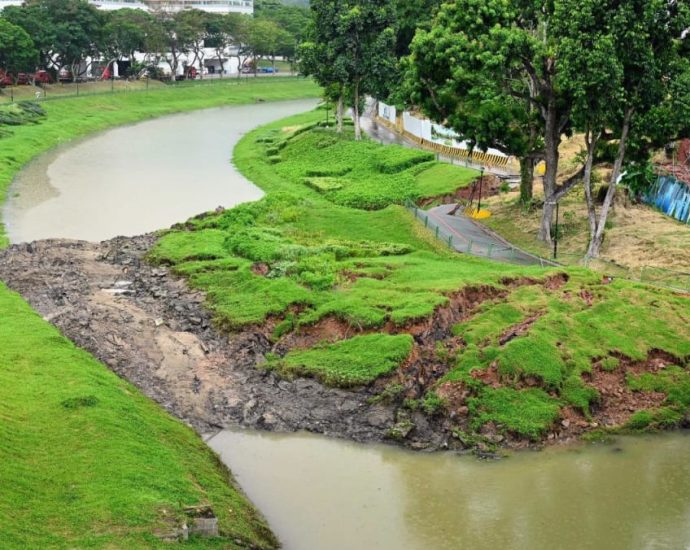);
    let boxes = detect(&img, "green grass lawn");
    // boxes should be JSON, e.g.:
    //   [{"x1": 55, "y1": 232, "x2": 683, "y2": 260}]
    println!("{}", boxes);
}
[
  {"x1": 0, "y1": 283, "x2": 277, "y2": 549},
  {"x1": 152, "y1": 108, "x2": 690, "y2": 443},
  {"x1": 0, "y1": 78, "x2": 322, "y2": 547}
]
